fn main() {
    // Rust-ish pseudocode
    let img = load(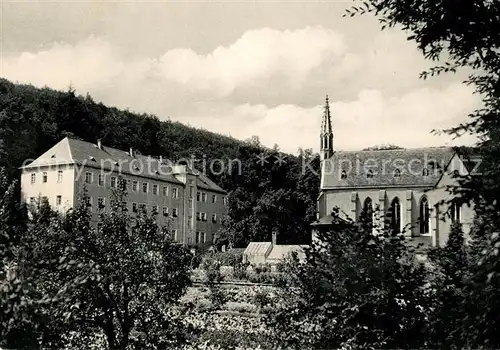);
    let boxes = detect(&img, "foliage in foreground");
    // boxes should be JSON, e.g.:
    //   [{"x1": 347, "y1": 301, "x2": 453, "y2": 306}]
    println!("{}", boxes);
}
[
  {"x1": 267, "y1": 211, "x2": 430, "y2": 349},
  {"x1": 1, "y1": 178, "x2": 193, "y2": 349}
]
